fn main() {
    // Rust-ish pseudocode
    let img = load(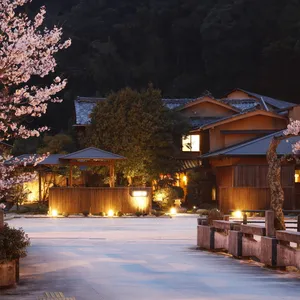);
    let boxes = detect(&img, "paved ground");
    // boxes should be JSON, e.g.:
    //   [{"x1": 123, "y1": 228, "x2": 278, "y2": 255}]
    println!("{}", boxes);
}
[{"x1": 1, "y1": 216, "x2": 300, "y2": 300}]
